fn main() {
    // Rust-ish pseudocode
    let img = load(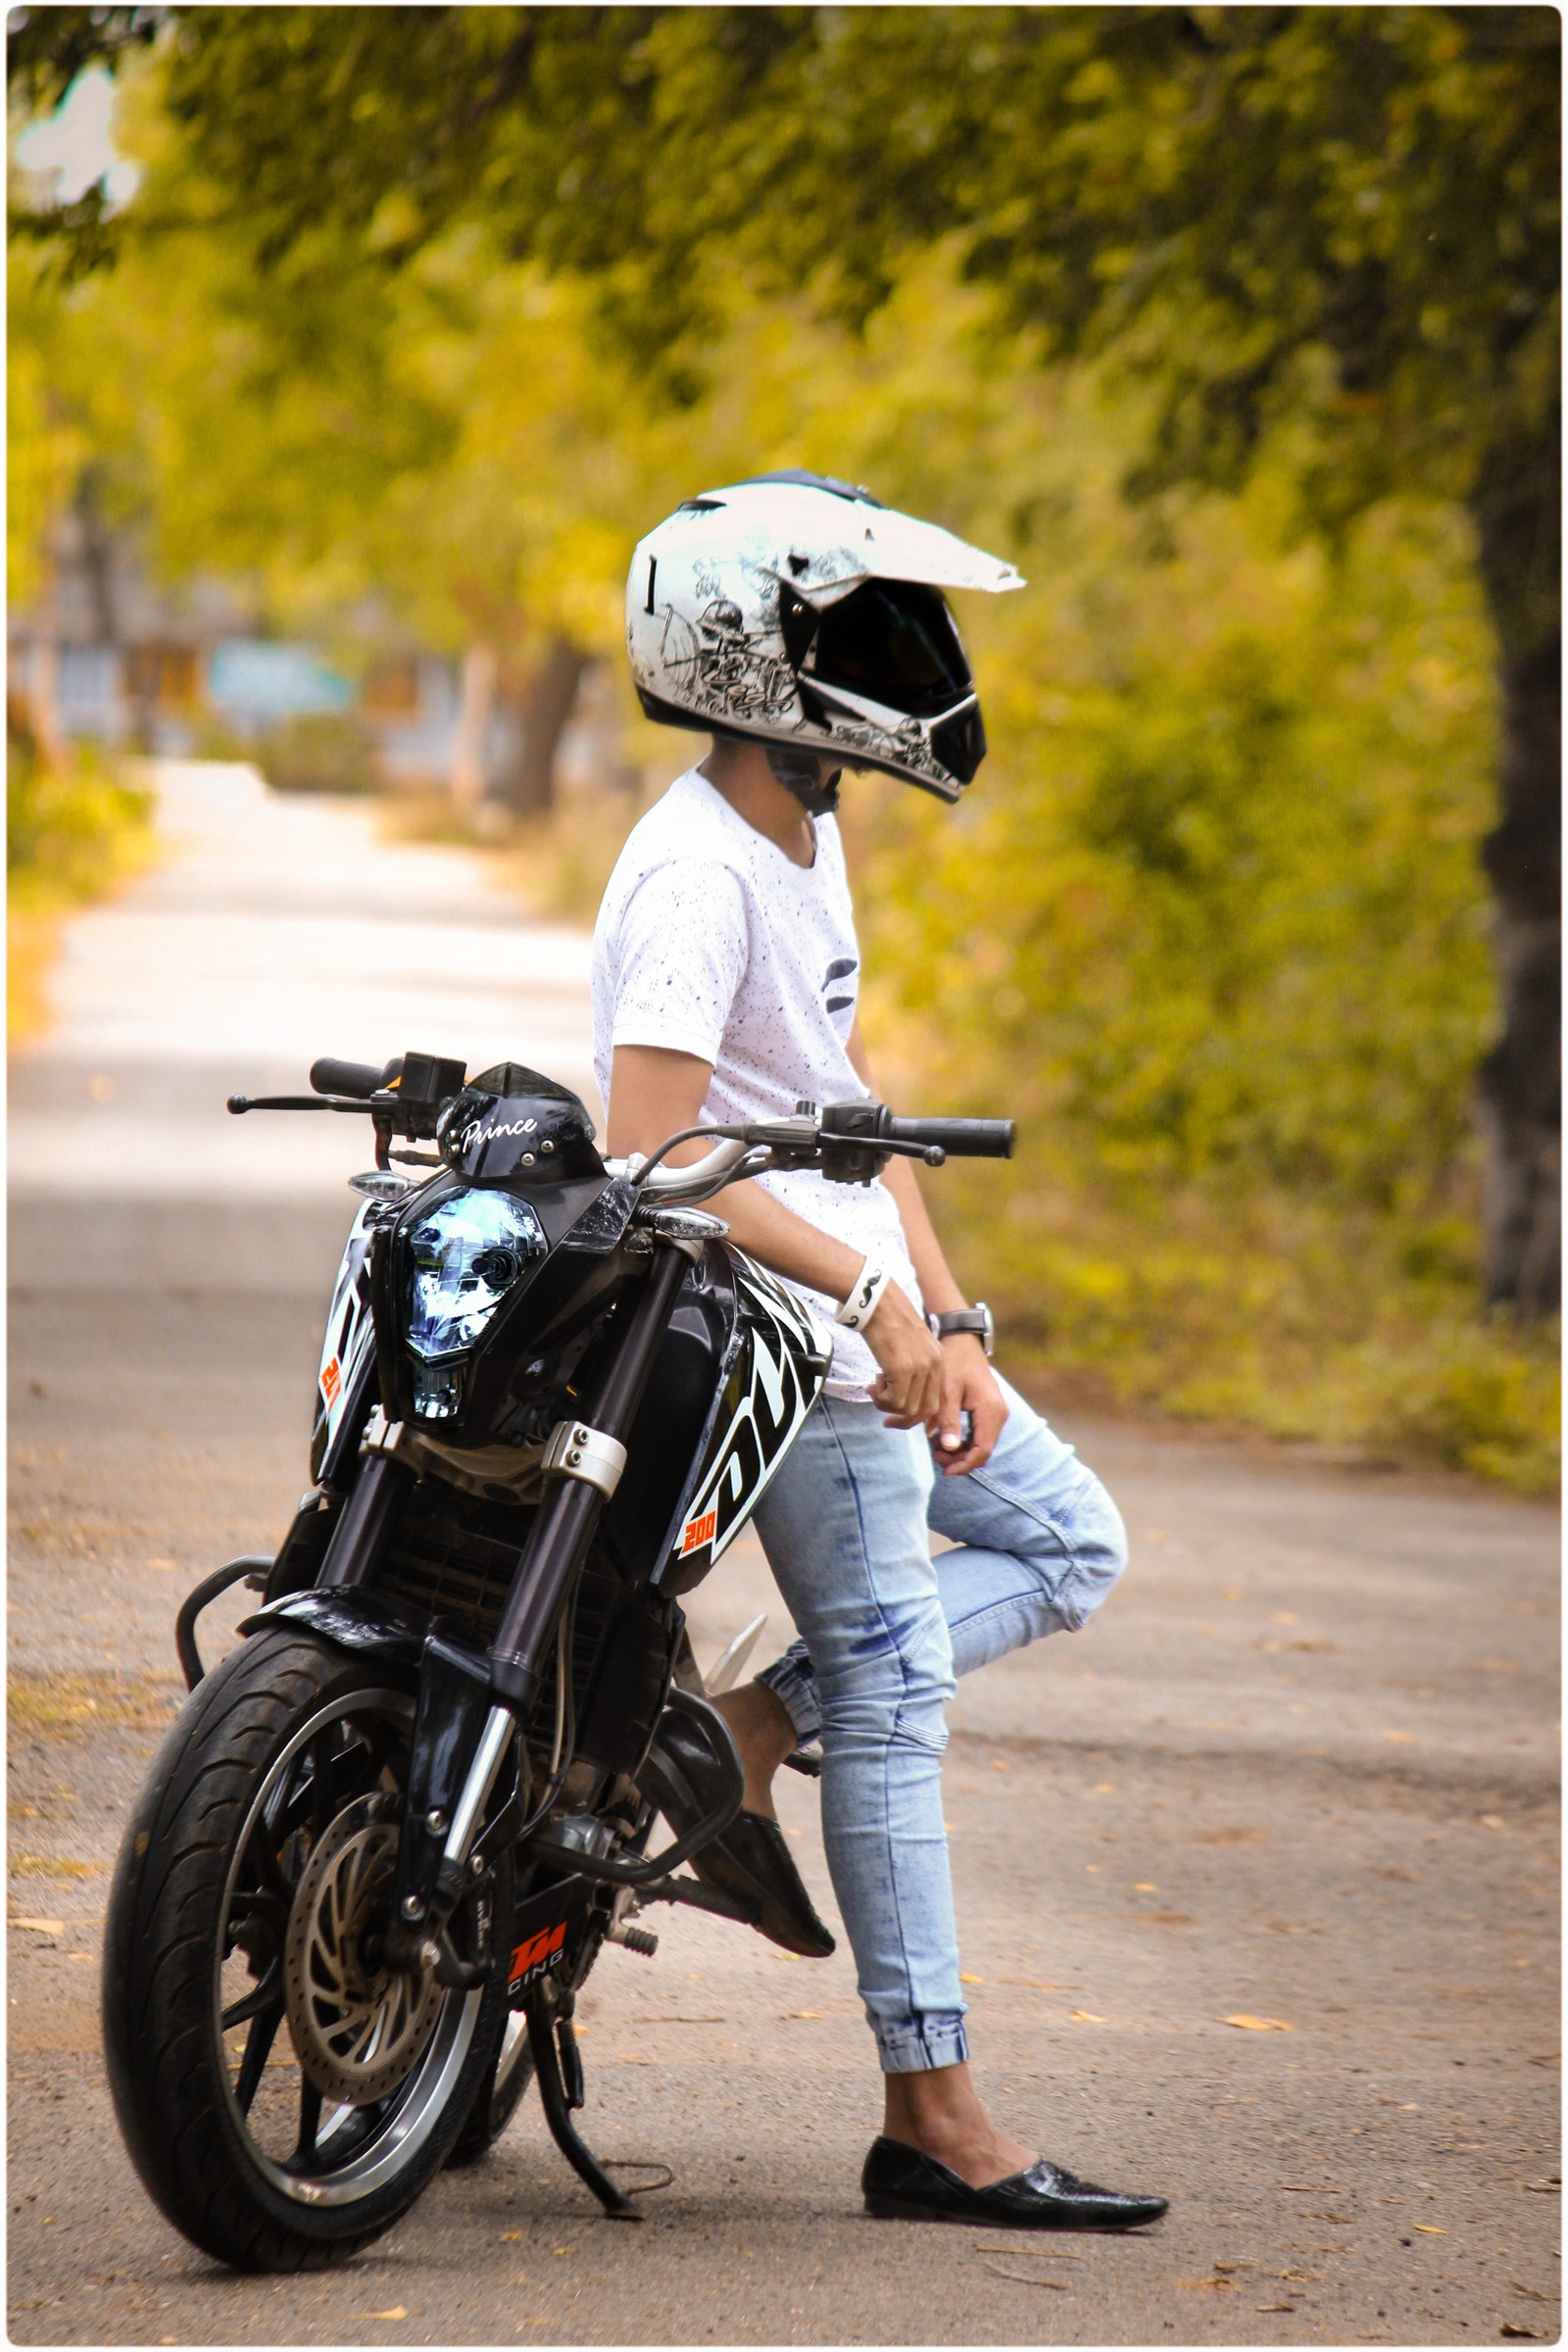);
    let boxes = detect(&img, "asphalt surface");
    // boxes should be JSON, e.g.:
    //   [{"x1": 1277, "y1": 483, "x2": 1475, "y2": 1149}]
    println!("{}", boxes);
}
[{"x1": 8, "y1": 765, "x2": 1561, "y2": 2346}]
